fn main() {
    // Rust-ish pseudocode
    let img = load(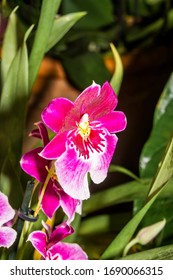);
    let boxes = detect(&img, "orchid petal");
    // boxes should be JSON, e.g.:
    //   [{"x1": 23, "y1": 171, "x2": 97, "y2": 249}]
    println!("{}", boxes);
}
[
  {"x1": 0, "y1": 191, "x2": 15, "y2": 226},
  {"x1": 73, "y1": 81, "x2": 118, "y2": 121},
  {"x1": 0, "y1": 227, "x2": 17, "y2": 248},
  {"x1": 40, "y1": 132, "x2": 67, "y2": 160},
  {"x1": 90, "y1": 132, "x2": 118, "y2": 184},
  {"x1": 49, "y1": 222, "x2": 74, "y2": 244},
  {"x1": 48, "y1": 242, "x2": 88, "y2": 260},
  {"x1": 96, "y1": 111, "x2": 127, "y2": 133},
  {"x1": 55, "y1": 145, "x2": 91, "y2": 200},
  {"x1": 29, "y1": 122, "x2": 50, "y2": 146},
  {"x1": 28, "y1": 231, "x2": 47, "y2": 259},
  {"x1": 58, "y1": 189, "x2": 81, "y2": 222},
  {"x1": 20, "y1": 147, "x2": 48, "y2": 182},
  {"x1": 41, "y1": 181, "x2": 60, "y2": 219},
  {"x1": 42, "y1": 98, "x2": 74, "y2": 133}
]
